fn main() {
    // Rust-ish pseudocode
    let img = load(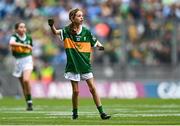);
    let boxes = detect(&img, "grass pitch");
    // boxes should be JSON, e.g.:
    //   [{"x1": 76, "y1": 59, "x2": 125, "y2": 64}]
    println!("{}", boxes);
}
[{"x1": 0, "y1": 98, "x2": 180, "y2": 125}]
